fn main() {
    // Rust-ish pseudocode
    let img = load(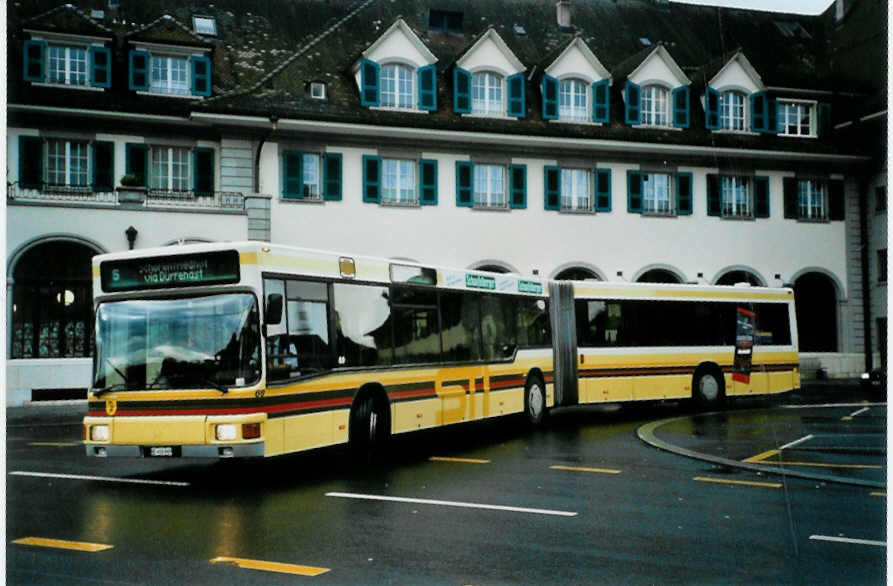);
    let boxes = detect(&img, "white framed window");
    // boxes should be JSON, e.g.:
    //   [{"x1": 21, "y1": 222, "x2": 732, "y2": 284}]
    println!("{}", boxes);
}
[
  {"x1": 301, "y1": 154, "x2": 321, "y2": 199},
  {"x1": 150, "y1": 55, "x2": 189, "y2": 96},
  {"x1": 382, "y1": 158, "x2": 417, "y2": 204},
  {"x1": 641, "y1": 85, "x2": 669, "y2": 126},
  {"x1": 310, "y1": 82, "x2": 326, "y2": 100},
  {"x1": 47, "y1": 45, "x2": 87, "y2": 86},
  {"x1": 473, "y1": 164, "x2": 506, "y2": 208},
  {"x1": 380, "y1": 64, "x2": 413, "y2": 109},
  {"x1": 559, "y1": 79, "x2": 588, "y2": 122},
  {"x1": 798, "y1": 179, "x2": 826, "y2": 219},
  {"x1": 150, "y1": 146, "x2": 190, "y2": 191},
  {"x1": 720, "y1": 91, "x2": 746, "y2": 131},
  {"x1": 472, "y1": 72, "x2": 504, "y2": 116},
  {"x1": 778, "y1": 100, "x2": 814, "y2": 136},
  {"x1": 721, "y1": 176, "x2": 751, "y2": 217},
  {"x1": 46, "y1": 139, "x2": 89, "y2": 186},
  {"x1": 560, "y1": 169, "x2": 591, "y2": 211},
  {"x1": 642, "y1": 172, "x2": 672, "y2": 214}
]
